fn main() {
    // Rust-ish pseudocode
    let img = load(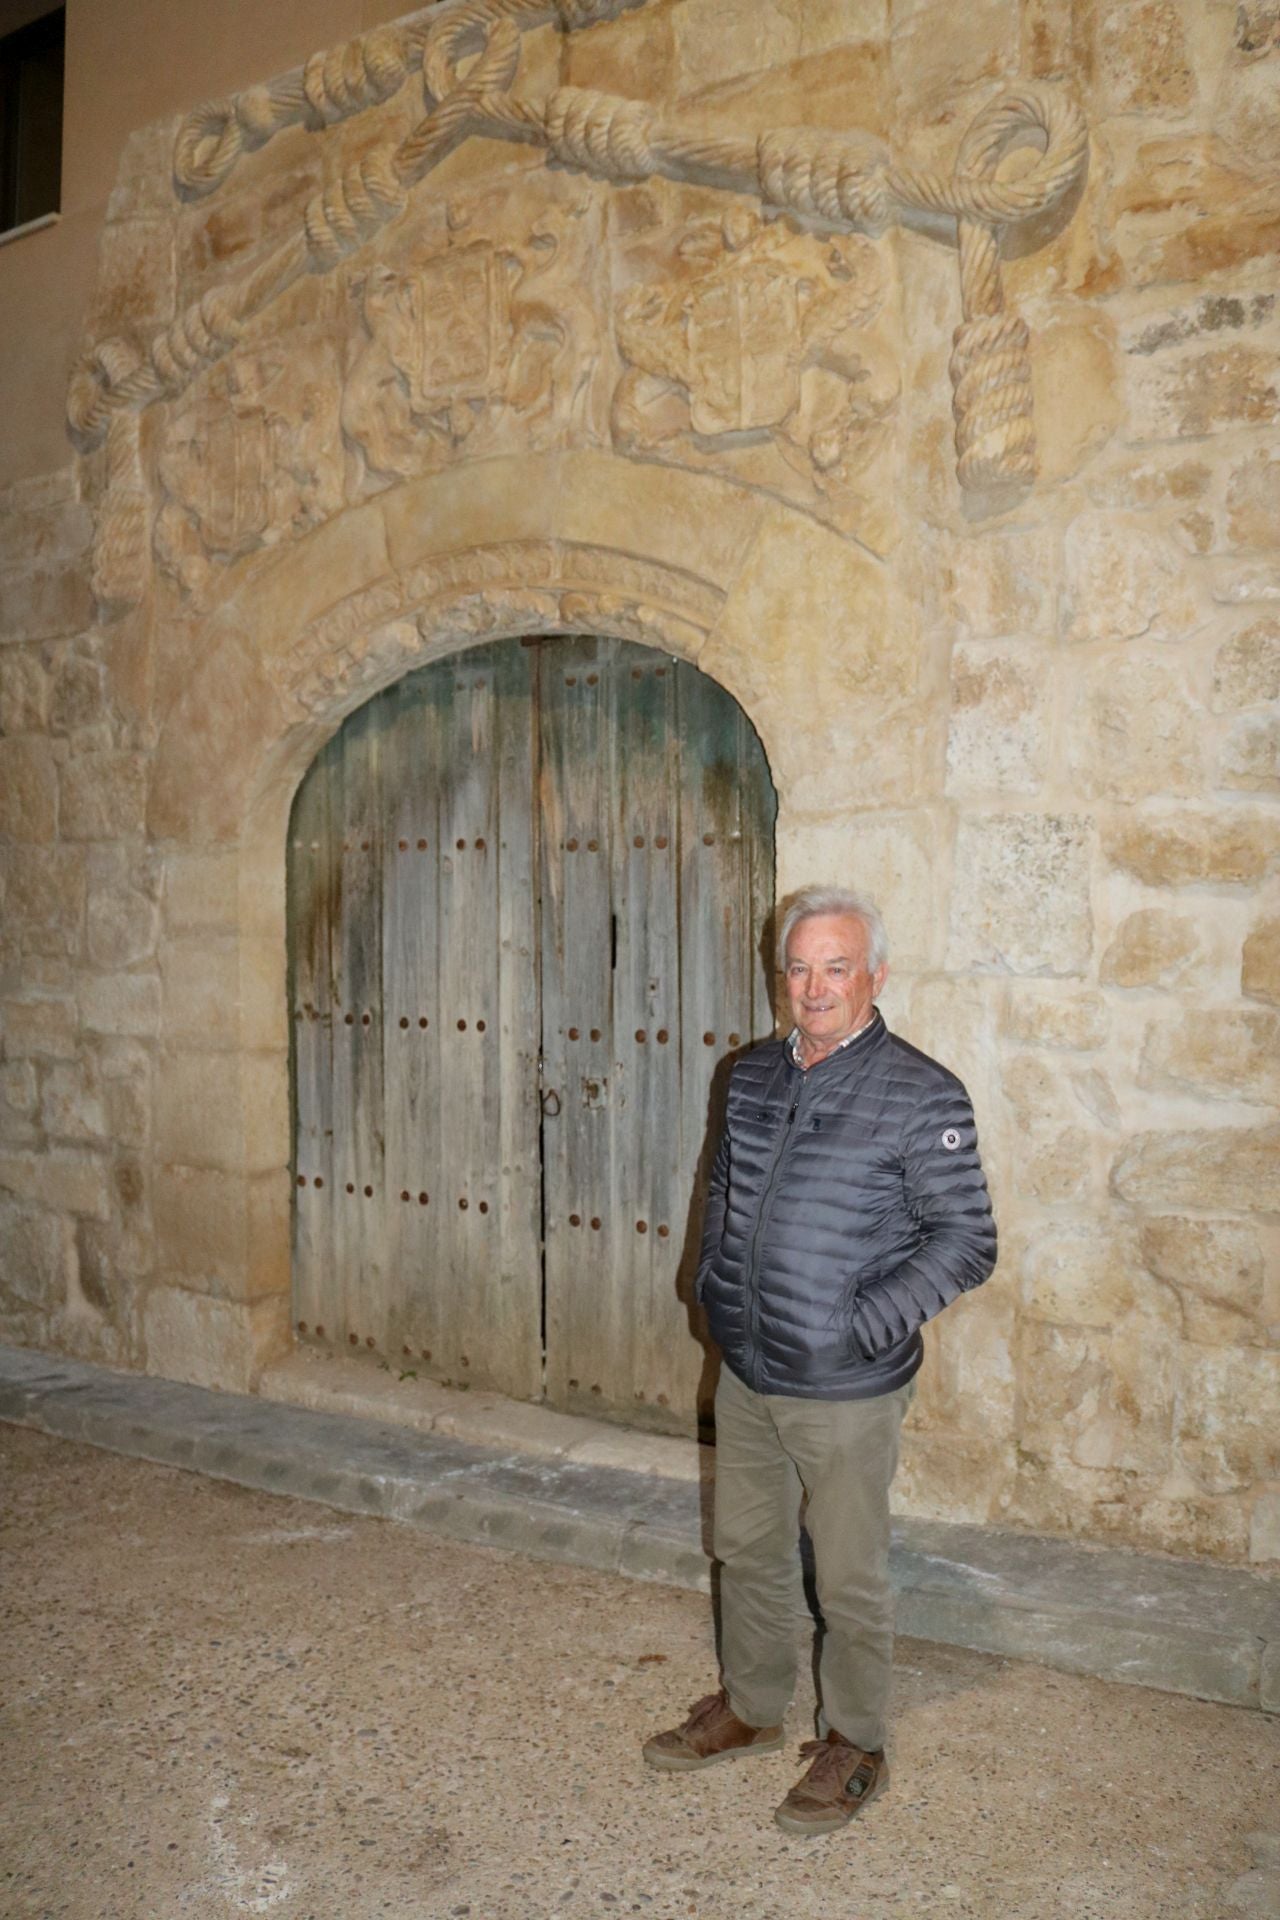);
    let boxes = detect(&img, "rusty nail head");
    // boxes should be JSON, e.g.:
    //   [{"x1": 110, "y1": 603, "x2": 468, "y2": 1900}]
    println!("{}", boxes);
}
[
  {"x1": 635, "y1": 1028, "x2": 646, "y2": 1042},
  {"x1": 364, "y1": 1184, "x2": 373, "y2": 1197},
  {"x1": 399, "y1": 1016, "x2": 409, "y2": 1028},
  {"x1": 636, "y1": 1220, "x2": 647, "y2": 1234},
  {"x1": 656, "y1": 1028, "x2": 669, "y2": 1043},
  {"x1": 590, "y1": 1216, "x2": 601, "y2": 1229},
  {"x1": 568, "y1": 1027, "x2": 579, "y2": 1040},
  {"x1": 419, "y1": 1192, "x2": 428, "y2": 1205},
  {"x1": 590, "y1": 1027, "x2": 601, "y2": 1041}
]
